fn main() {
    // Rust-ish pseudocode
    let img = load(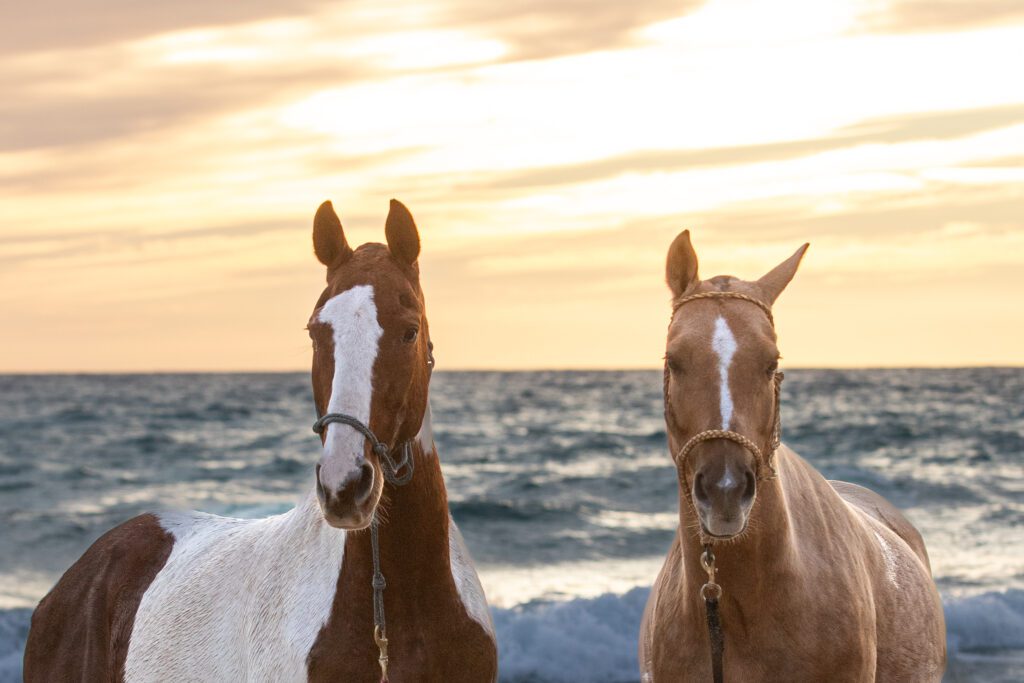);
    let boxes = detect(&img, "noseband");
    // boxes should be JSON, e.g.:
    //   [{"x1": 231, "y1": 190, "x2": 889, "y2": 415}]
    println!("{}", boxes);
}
[
  {"x1": 670, "y1": 291, "x2": 784, "y2": 483},
  {"x1": 312, "y1": 413, "x2": 415, "y2": 485}
]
